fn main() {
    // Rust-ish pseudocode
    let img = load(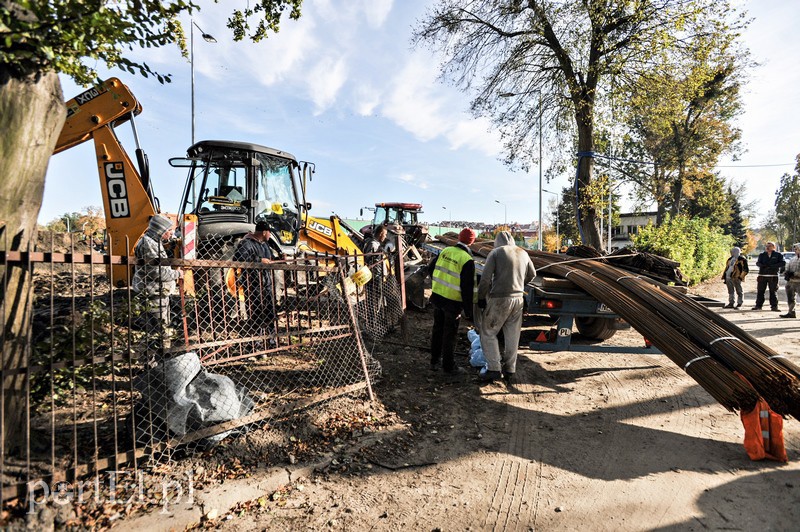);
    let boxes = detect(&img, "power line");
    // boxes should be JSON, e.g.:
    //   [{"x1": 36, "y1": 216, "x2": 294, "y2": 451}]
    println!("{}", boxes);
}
[{"x1": 714, "y1": 163, "x2": 794, "y2": 168}]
